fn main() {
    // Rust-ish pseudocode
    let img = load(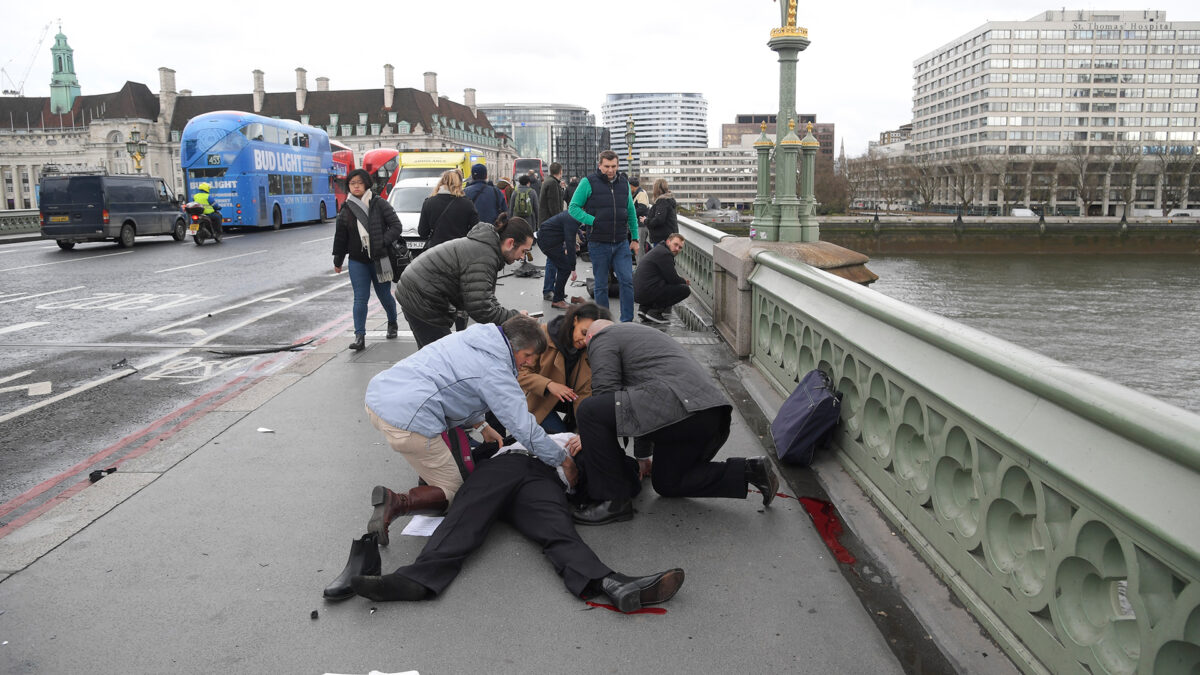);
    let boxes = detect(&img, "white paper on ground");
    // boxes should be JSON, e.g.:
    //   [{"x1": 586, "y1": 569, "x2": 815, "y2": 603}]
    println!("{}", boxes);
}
[
  {"x1": 324, "y1": 671, "x2": 419, "y2": 675},
  {"x1": 400, "y1": 515, "x2": 443, "y2": 537}
]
